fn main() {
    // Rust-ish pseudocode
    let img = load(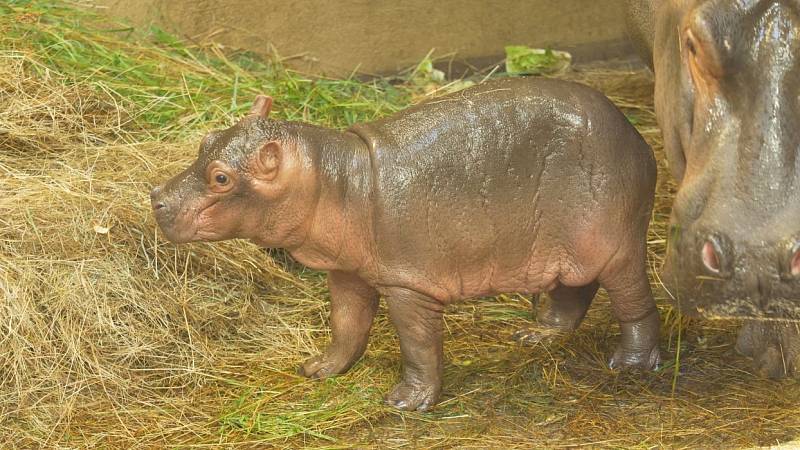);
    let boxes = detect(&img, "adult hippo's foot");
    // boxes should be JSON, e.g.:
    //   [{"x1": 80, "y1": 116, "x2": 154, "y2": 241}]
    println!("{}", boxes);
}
[{"x1": 736, "y1": 321, "x2": 800, "y2": 379}]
